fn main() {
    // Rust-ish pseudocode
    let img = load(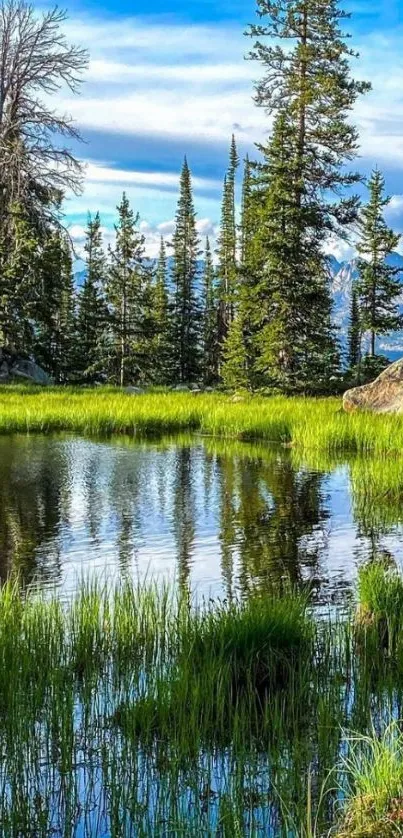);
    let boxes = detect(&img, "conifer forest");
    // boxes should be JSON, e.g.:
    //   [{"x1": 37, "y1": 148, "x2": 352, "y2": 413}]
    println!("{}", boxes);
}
[
  {"x1": 0, "y1": 0, "x2": 401, "y2": 393},
  {"x1": 4, "y1": 1, "x2": 403, "y2": 837}
]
